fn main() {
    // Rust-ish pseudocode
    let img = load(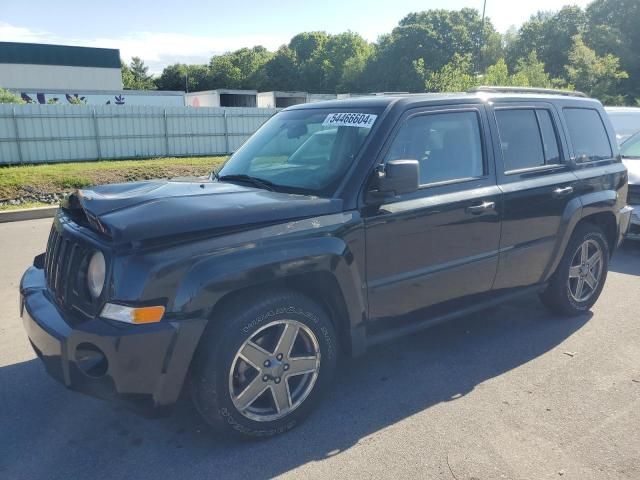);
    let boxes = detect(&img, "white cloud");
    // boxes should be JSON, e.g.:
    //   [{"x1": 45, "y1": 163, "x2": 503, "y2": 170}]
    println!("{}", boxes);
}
[
  {"x1": 0, "y1": 21, "x2": 51, "y2": 43},
  {"x1": 0, "y1": 22, "x2": 289, "y2": 74},
  {"x1": 86, "y1": 32, "x2": 290, "y2": 73}
]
